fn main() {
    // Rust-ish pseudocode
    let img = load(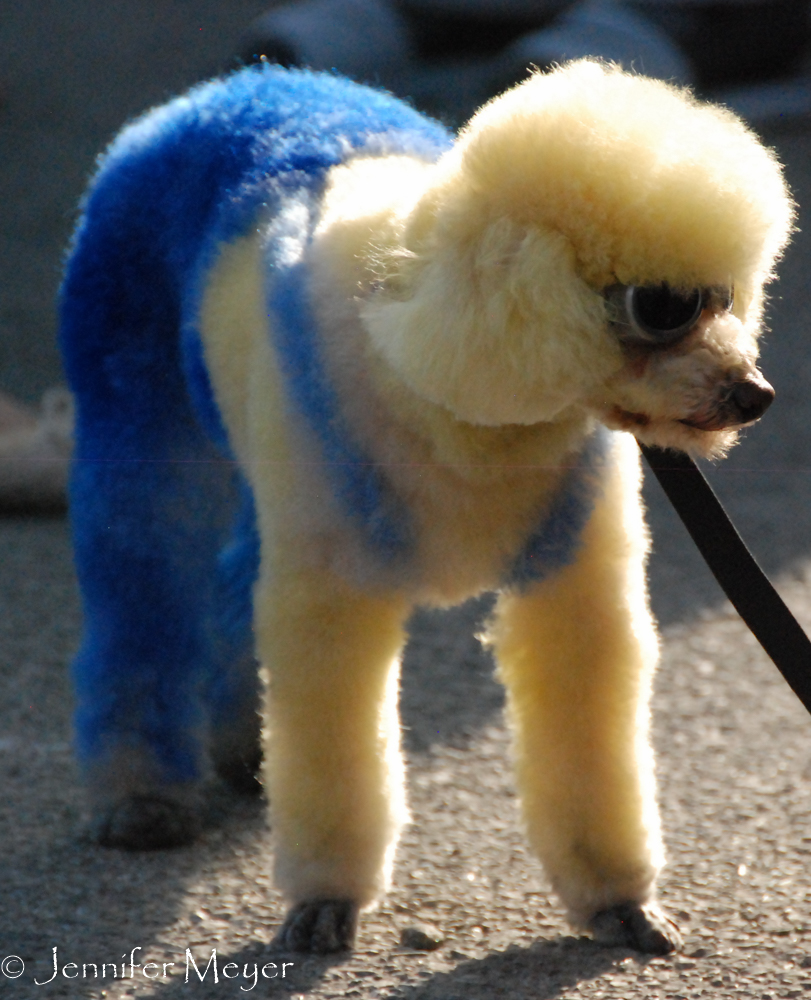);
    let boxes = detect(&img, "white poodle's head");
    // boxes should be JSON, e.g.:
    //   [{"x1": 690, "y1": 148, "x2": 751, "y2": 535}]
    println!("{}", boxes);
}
[
  {"x1": 361, "y1": 60, "x2": 793, "y2": 458},
  {"x1": 591, "y1": 281, "x2": 773, "y2": 456}
]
